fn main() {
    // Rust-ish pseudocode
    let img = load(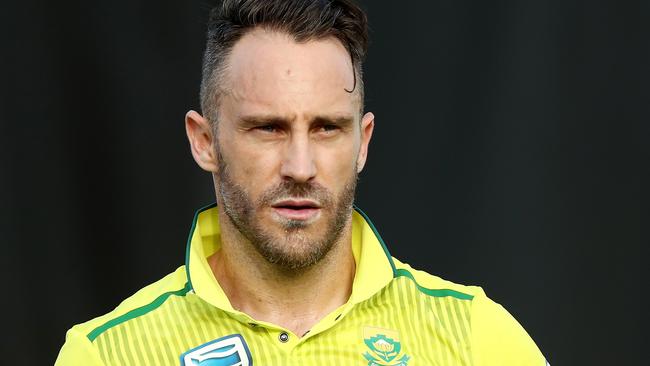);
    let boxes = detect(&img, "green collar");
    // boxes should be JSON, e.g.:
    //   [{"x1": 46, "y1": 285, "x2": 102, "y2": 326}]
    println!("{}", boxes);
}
[{"x1": 184, "y1": 204, "x2": 396, "y2": 329}]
